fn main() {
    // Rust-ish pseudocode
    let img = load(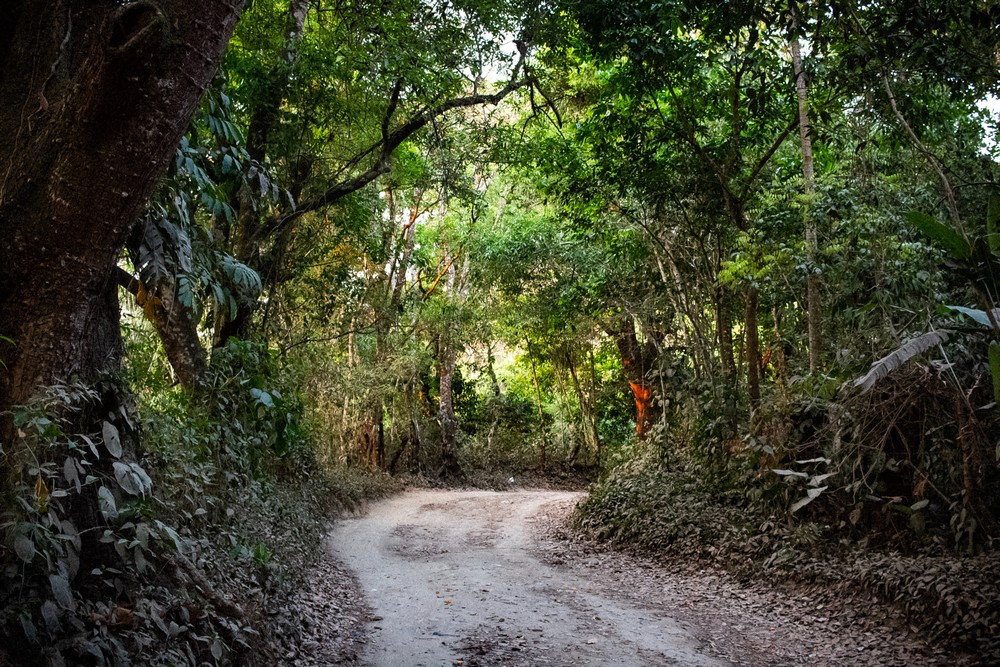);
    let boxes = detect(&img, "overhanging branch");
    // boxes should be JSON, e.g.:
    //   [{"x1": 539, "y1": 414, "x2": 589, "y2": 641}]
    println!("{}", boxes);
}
[{"x1": 257, "y1": 50, "x2": 531, "y2": 242}]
